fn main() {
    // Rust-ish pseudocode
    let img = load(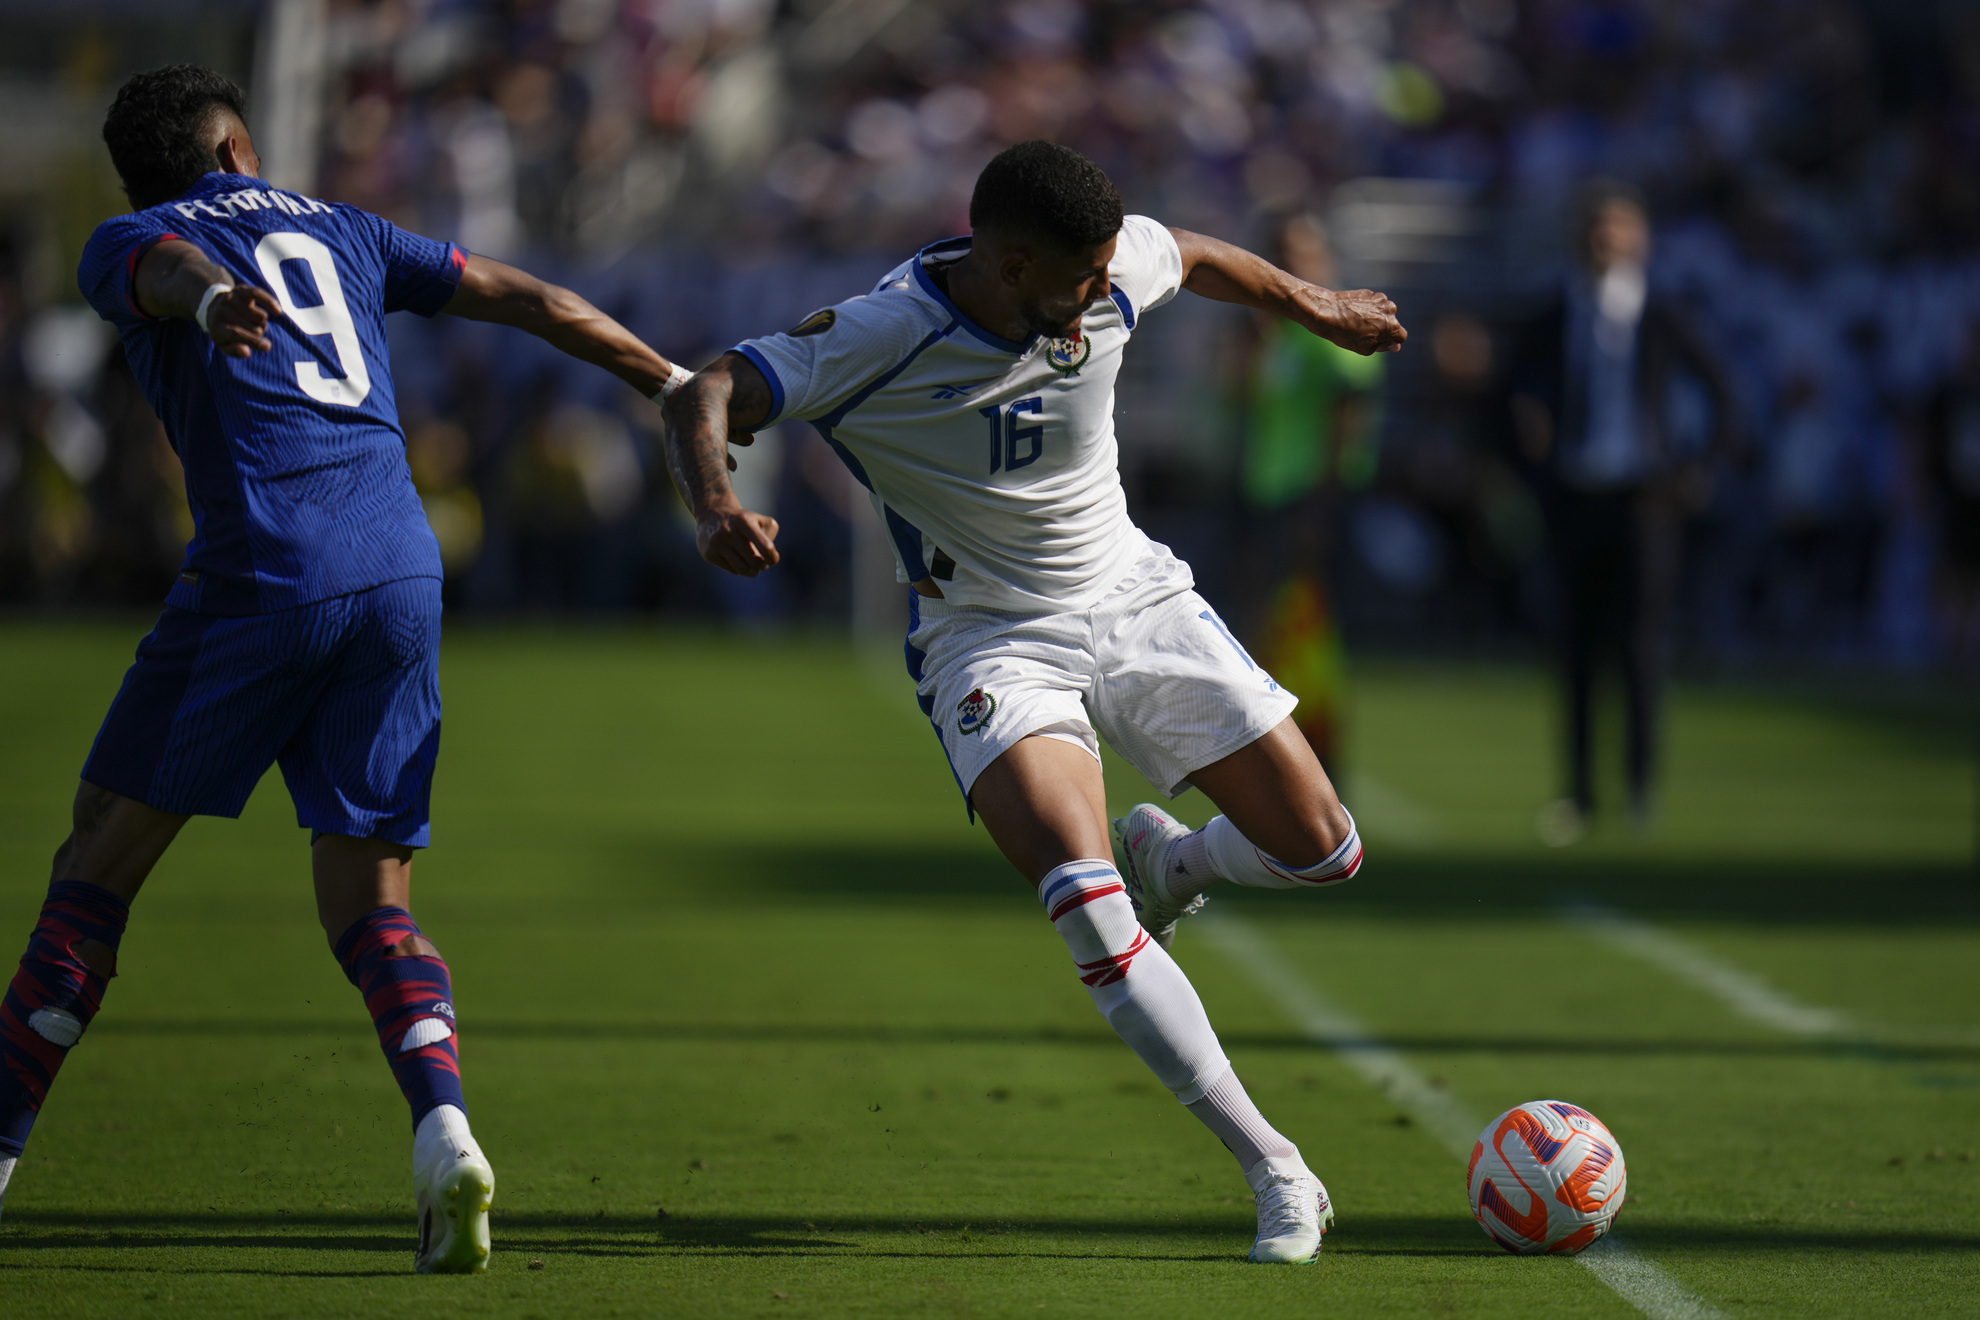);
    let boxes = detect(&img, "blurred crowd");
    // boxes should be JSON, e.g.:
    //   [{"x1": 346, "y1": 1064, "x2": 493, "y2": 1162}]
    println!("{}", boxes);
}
[{"x1": 2, "y1": 0, "x2": 1978, "y2": 669}]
